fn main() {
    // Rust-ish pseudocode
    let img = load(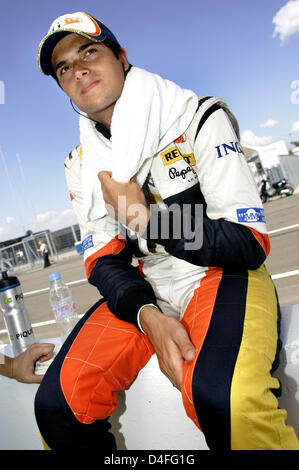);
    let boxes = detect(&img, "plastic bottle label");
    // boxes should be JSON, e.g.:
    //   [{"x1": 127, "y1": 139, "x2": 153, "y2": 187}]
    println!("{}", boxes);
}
[{"x1": 52, "y1": 296, "x2": 76, "y2": 320}]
